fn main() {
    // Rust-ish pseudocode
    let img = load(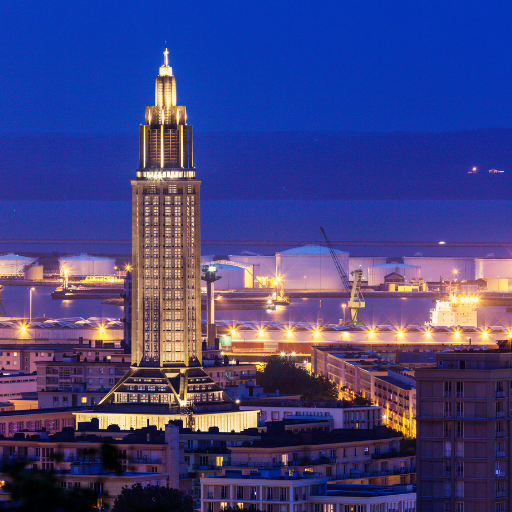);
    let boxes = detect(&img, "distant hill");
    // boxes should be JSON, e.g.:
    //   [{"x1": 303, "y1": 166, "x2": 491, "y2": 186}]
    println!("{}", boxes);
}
[{"x1": 1, "y1": 129, "x2": 511, "y2": 200}]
